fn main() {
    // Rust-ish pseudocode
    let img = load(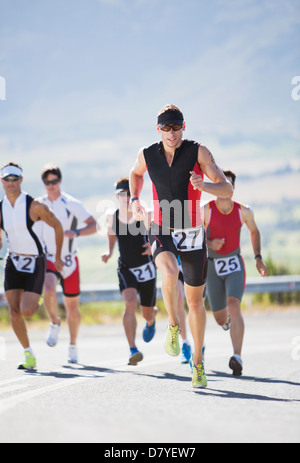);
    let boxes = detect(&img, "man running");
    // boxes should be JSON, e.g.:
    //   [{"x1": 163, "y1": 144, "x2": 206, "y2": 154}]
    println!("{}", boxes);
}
[
  {"x1": 40, "y1": 165, "x2": 97, "y2": 364},
  {"x1": 0, "y1": 163, "x2": 64, "y2": 370},
  {"x1": 203, "y1": 169, "x2": 268, "y2": 376},
  {"x1": 129, "y1": 105, "x2": 233, "y2": 388},
  {"x1": 101, "y1": 177, "x2": 158, "y2": 366}
]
